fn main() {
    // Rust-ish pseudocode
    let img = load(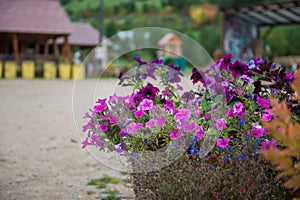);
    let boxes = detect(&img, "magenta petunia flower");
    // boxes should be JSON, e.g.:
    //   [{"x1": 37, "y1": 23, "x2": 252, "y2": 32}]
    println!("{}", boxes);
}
[
  {"x1": 109, "y1": 116, "x2": 120, "y2": 124},
  {"x1": 81, "y1": 137, "x2": 89, "y2": 149},
  {"x1": 195, "y1": 126, "x2": 205, "y2": 140},
  {"x1": 233, "y1": 102, "x2": 244, "y2": 115},
  {"x1": 190, "y1": 68, "x2": 204, "y2": 85},
  {"x1": 248, "y1": 126, "x2": 266, "y2": 138},
  {"x1": 262, "y1": 113, "x2": 273, "y2": 121},
  {"x1": 156, "y1": 116, "x2": 166, "y2": 127},
  {"x1": 170, "y1": 130, "x2": 182, "y2": 140},
  {"x1": 204, "y1": 113, "x2": 212, "y2": 120},
  {"x1": 227, "y1": 109, "x2": 234, "y2": 118},
  {"x1": 229, "y1": 60, "x2": 248, "y2": 77},
  {"x1": 257, "y1": 96, "x2": 270, "y2": 109},
  {"x1": 119, "y1": 129, "x2": 126, "y2": 136},
  {"x1": 140, "y1": 99, "x2": 153, "y2": 111},
  {"x1": 216, "y1": 119, "x2": 227, "y2": 131},
  {"x1": 134, "y1": 110, "x2": 145, "y2": 118},
  {"x1": 261, "y1": 140, "x2": 277, "y2": 150},
  {"x1": 216, "y1": 138, "x2": 230, "y2": 148},
  {"x1": 175, "y1": 109, "x2": 191, "y2": 123},
  {"x1": 82, "y1": 120, "x2": 94, "y2": 132},
  {"x1": 98, "y1": 122, "x2": 108, "y2": 132},
  {"x1": 126, "y1": 122, "x2": 143, "y2": 135},
  {"x1": 94, "y1": 98, "x2": 107, "y2": 113}
]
